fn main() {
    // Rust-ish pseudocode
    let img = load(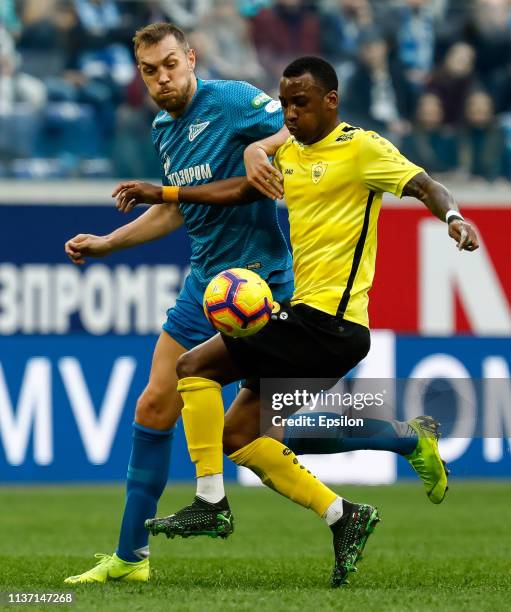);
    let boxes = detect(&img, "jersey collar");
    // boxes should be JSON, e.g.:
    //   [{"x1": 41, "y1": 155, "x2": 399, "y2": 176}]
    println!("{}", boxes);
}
[{"x1": 299, "y1": 122, "x2": 346, "y2": 150}]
